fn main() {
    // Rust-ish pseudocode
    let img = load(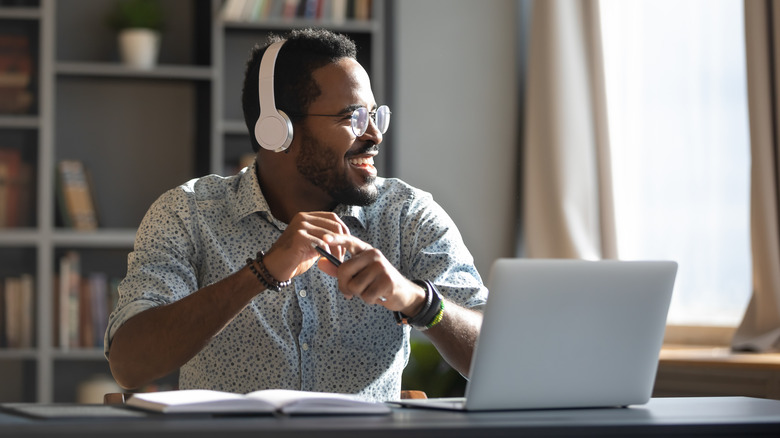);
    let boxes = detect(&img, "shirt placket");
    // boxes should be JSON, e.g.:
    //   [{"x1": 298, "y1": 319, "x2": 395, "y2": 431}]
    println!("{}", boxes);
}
[{"x1": 295, "y1": 275, "x2": 315, "y2": 392}]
